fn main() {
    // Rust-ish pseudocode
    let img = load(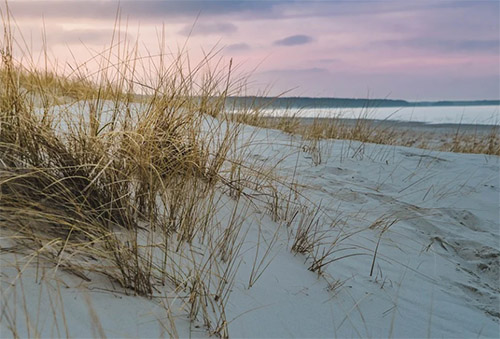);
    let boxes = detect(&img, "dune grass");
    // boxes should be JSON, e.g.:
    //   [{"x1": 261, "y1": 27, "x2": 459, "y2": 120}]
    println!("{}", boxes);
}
[
  {"x1": 0, "y1": 8, "x2": 352, "y2": 337},
  {"x1": 0, "y1": 9, "x2": 265, "y2": 336}
]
